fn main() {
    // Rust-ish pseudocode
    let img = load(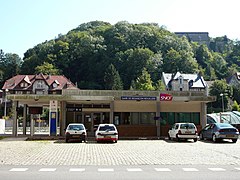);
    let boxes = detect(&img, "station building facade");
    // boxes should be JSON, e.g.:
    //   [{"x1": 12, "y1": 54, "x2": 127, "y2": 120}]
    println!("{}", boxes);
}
[{"x1": 2, "y1": 73, "x2": 216, "y2": 137}]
